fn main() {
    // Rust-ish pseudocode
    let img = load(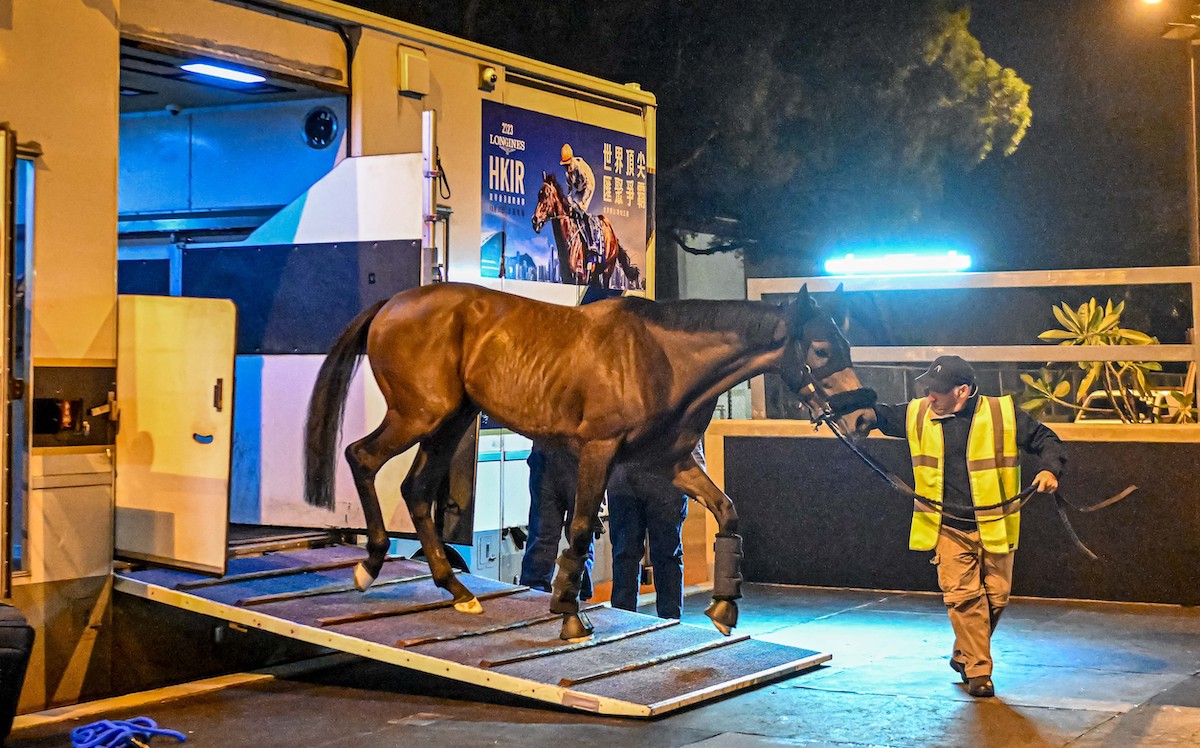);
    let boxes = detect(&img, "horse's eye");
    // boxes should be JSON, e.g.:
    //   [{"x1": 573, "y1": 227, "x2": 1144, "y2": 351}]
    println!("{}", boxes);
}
[{"x1": 814, "y1": 347, "x2": 830, "y2": 358}]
